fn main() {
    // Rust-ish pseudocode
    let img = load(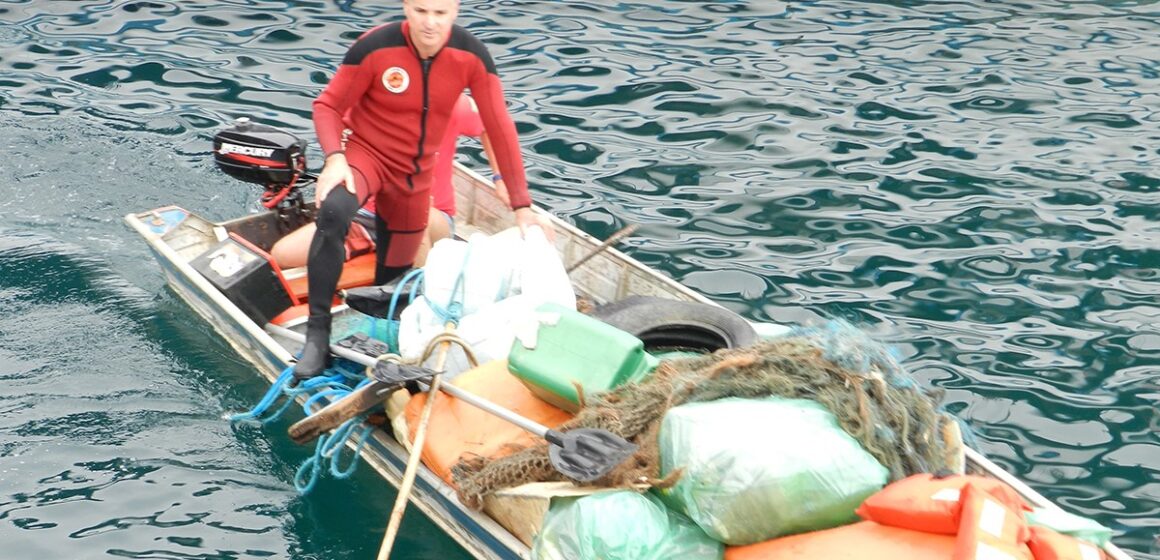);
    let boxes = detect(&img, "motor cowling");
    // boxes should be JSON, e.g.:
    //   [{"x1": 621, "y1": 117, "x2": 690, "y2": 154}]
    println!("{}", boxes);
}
[{"x1": 213, "y1": 118, "x2": 307, "y2": 187}]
